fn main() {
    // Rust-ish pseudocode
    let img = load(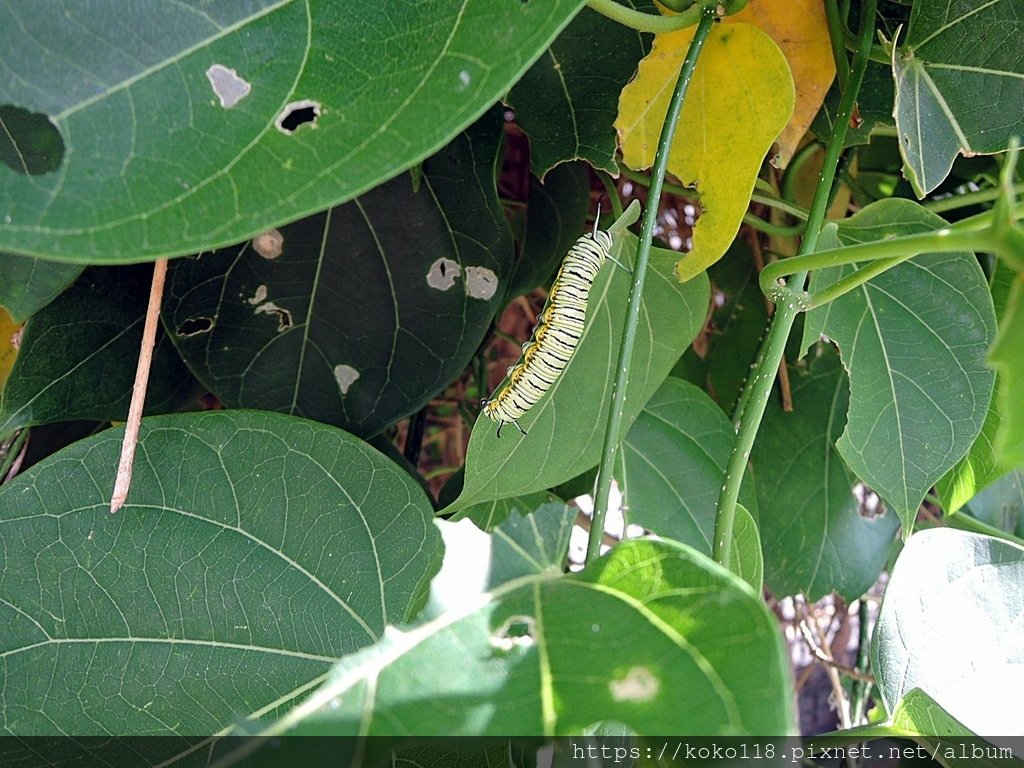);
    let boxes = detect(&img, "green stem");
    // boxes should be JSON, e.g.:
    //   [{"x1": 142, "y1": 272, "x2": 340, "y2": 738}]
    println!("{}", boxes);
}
[
  {"x1": 586, "y1": 0, "x2": 706, "y2": 33},
  {"x1": 925, "y1": 182, "x2": 1024, "y2": 214},
  {"x1": 824, "y1": 0, "x2": 849, "y2": 91},
  {"x1": 849, "y1": 599, "x2": 873, "y2": 724},
  {"x1": 596, "y1": 172, "x2": 624, "y2": 220},
  {"x1": 587, "y1": 6, "x2": 717, "y2": 564},
  {"x1": 713, "y1": 0, "x2": 877, "y2": 568},
  {"x1": 943, "y1": 510, "x2": 1024, "y2": 548},
  {"x1": 780, "y1": 140, "x2": 824, "y2": 203}
]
